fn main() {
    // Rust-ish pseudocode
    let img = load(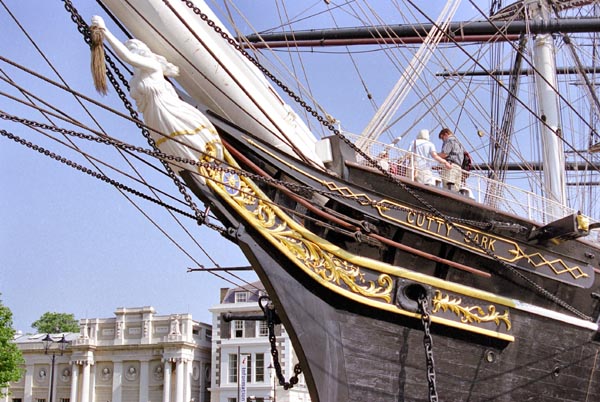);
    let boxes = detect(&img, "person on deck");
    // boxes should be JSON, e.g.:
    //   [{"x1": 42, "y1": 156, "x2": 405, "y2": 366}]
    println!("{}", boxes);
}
[
  {"x1": 412, "y1": 129, "x2": 451, "y2": 185},
  {"x1": 438, "y1": 127, "x2": 464, "y2": 191},
  {"x1": 90, "y1": 16, "x2": 223, "y2": 179}
]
